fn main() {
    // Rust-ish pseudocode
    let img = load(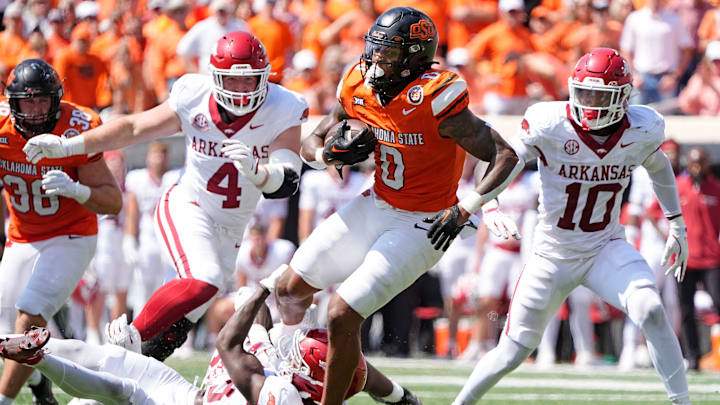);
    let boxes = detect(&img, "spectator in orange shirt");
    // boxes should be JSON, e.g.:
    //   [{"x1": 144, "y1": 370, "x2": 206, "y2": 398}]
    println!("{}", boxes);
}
[
  {"x1": 0, "y1": 2, "x2": 27, "y2": 79},
  {"x1": 110, "y1": 40, "x2": 146, "y2": 114},
  {"x1": 299, "y1": 0, "x2": 332, "y2": 59},
  {"x1": 285, "y1": 49, "x2": 321, "y2": 113},
  {"x1": 317, "y1": 0, "x2": 376, "y2": 58},
  {"x1": 468, "y1": 0, "x2": 536, "y2": 114},
  {"x1": 147, "y1": 0, "x2": 190, "y2": 102},
  {"x1": 53, "y1": 23, "x2": 109, "y2": 110},
  {"x1": 16, "y1": 31, "x2": 51, "y2": 65},
  {"x1": 578, "y1": 0, "x2": 623, "y2": 55},
  {"x1": 678, "y1": 40, "x2": 720, "y2": 115},
  {"x1": 45, "y1": 9, "x2": 70, "y2": 62},
  {"x1": 248, "y1": 0, "x2": 294, "y2": 83},
  {"x1": 447, "y1": 0, "x2": 498, "y2": 51},
  {"x1": 74, "y1": 1, "x2": 101, "y2": 40}
]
